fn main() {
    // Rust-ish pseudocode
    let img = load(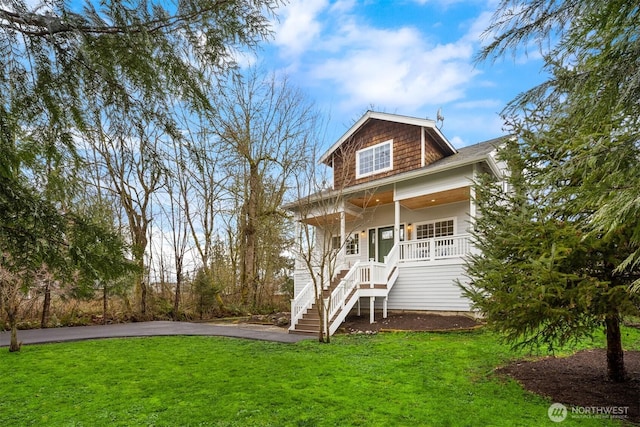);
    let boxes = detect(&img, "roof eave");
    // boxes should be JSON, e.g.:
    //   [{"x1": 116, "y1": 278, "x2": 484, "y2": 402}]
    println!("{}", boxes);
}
[{"x1": 287, "y1": 148, "x2": 500, "y2": 211}]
